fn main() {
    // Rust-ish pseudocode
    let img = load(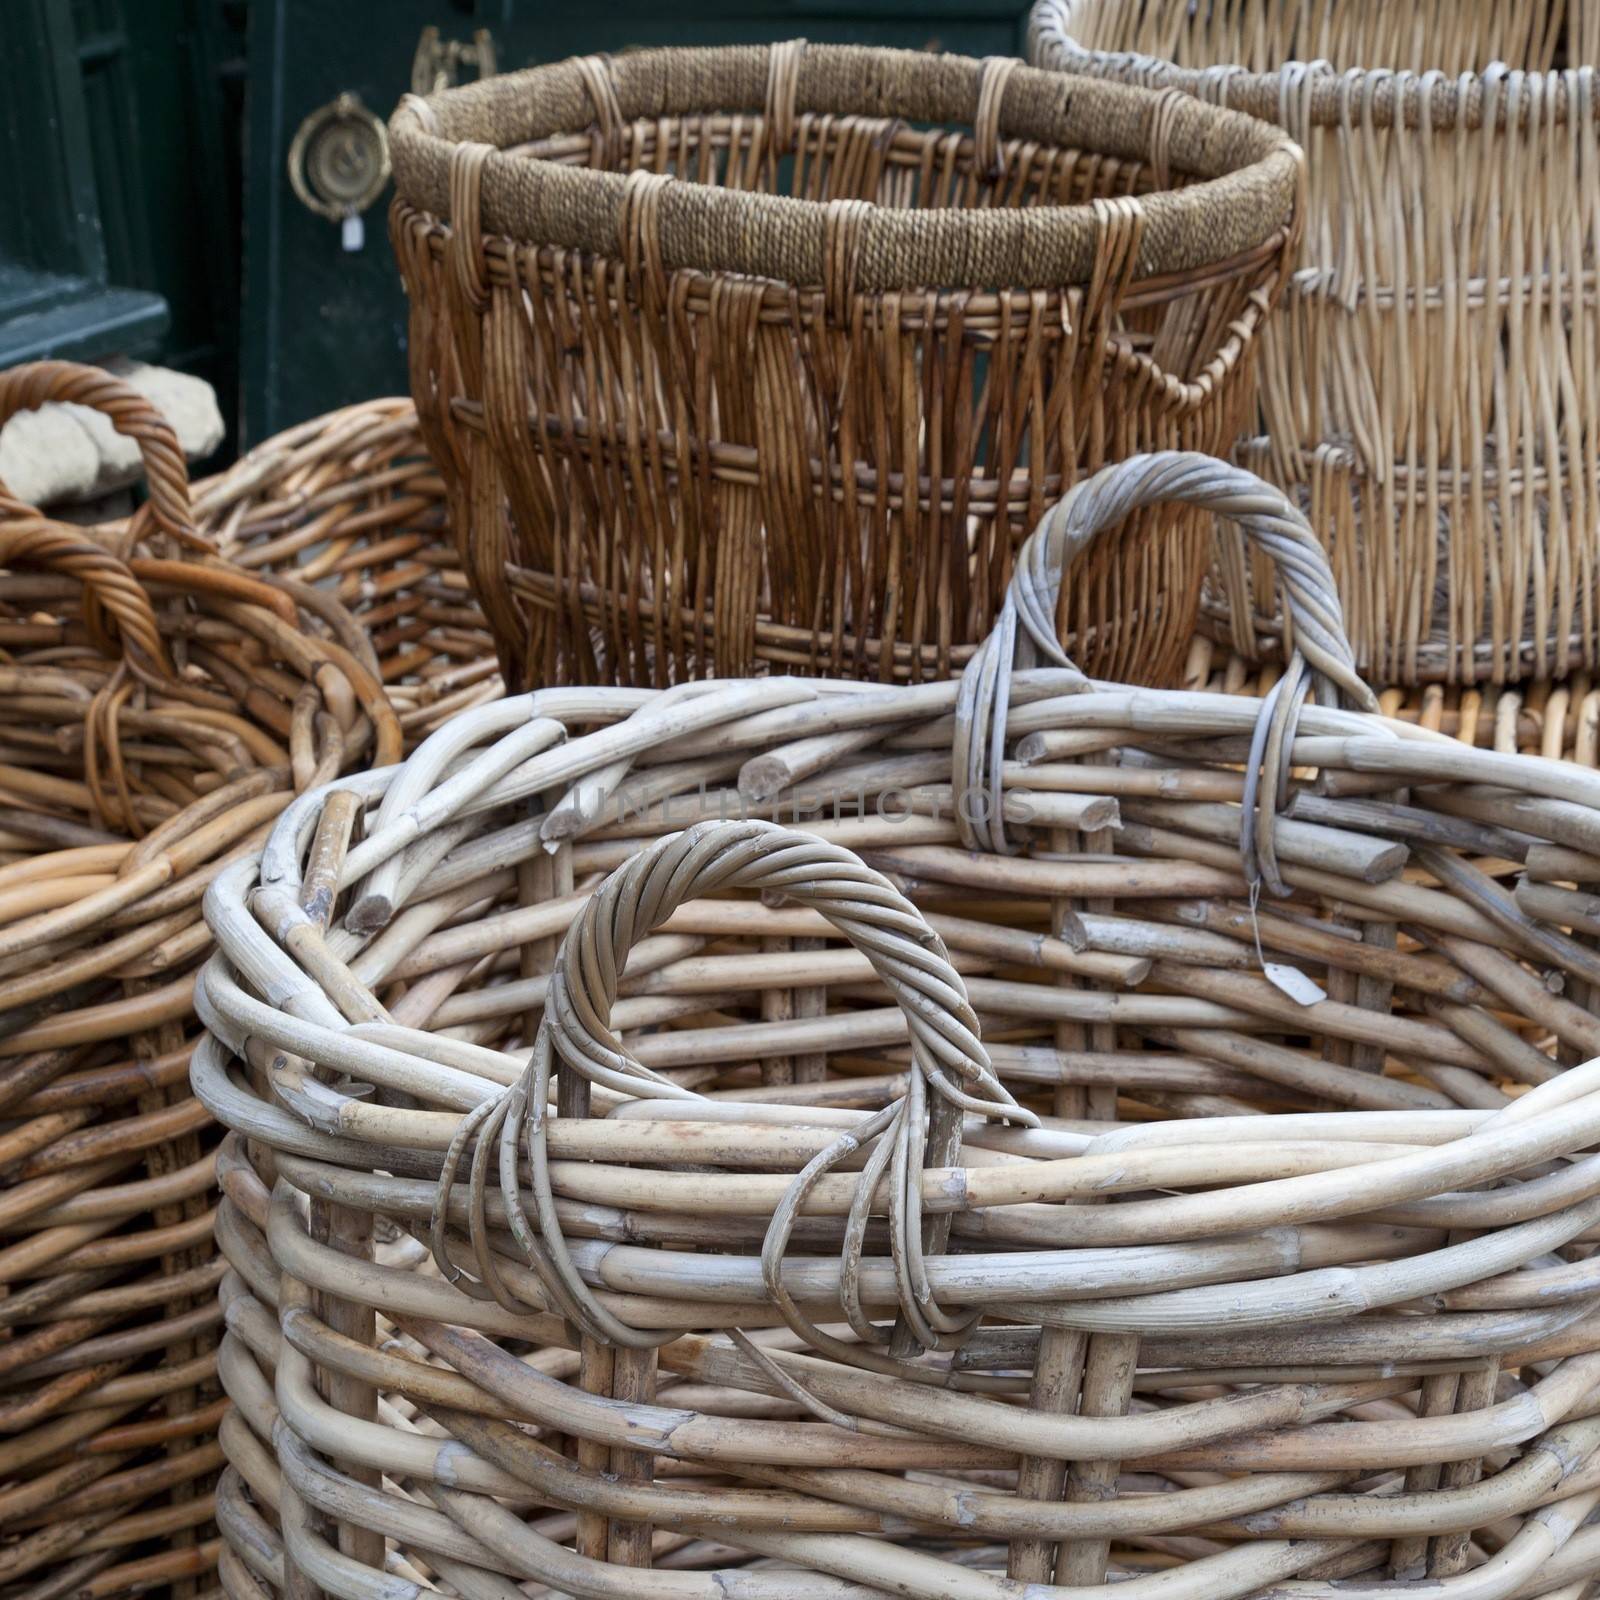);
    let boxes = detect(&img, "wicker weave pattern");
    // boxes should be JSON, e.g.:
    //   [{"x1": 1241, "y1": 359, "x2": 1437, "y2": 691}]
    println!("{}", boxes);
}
[
  {"x1": 199, "y1": 397, "x2": 502, "y2": 740},
  {"x1": 390, "y1": 42, "x2": 1301, "y2": 692},
  {"x1": 202, "y1": 451, "x2": 1600, "y2": 1598},
  {"x1": 1031, "y1": 0, "x2": 1600, "y2": 686}
]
